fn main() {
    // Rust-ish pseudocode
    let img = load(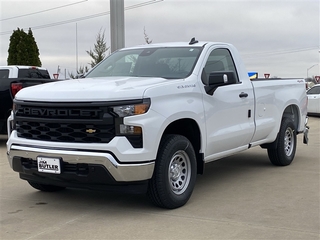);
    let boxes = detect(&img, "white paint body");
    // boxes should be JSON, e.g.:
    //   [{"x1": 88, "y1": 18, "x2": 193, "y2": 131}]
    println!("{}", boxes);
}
[{"x1": 6, "y1": 42, "x2": 308, "y2": 182}]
